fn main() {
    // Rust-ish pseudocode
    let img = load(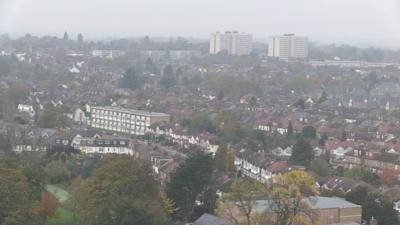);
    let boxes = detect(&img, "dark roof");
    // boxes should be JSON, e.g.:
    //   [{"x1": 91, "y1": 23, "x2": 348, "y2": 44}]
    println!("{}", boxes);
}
[{"x1": 192, "y1": 213, "x2": 228, "y2": 225}]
